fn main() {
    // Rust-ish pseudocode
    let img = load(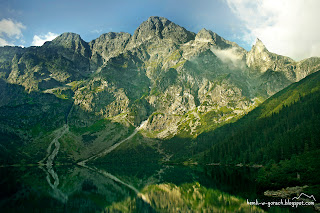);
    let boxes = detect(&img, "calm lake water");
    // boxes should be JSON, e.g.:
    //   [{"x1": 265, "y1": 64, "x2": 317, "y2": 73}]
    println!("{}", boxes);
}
[{"x1": 0, "y1": 164, "x2": 315, "y2": 212}]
